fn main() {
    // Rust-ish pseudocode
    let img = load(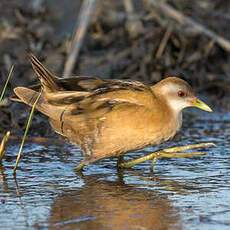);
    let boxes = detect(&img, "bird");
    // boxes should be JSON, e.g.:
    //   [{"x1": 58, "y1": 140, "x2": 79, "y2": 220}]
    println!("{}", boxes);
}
[{"x1": 12, "y1": 54, "x2": 212, "y2": 170}]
